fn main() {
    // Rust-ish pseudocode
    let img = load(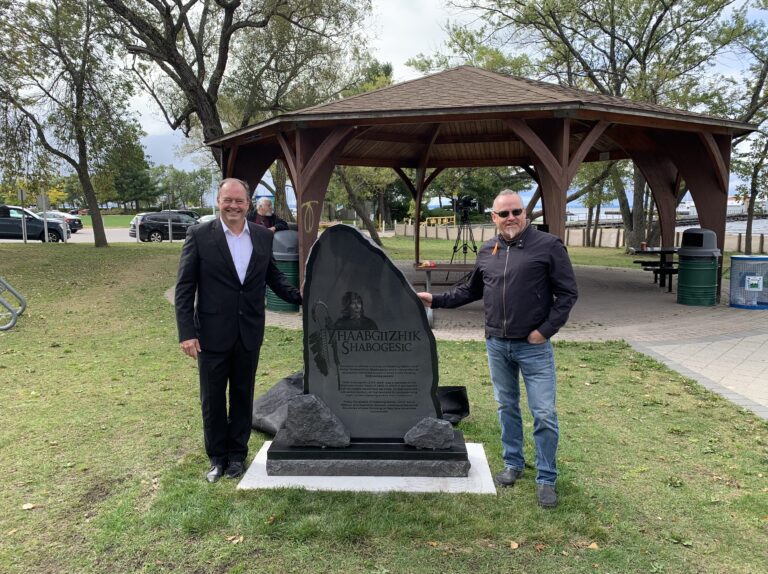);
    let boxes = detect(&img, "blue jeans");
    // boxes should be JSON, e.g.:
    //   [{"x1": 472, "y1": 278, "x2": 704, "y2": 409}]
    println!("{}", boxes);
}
[{"x1": 485, "y1": 336, "x2": 559, "y2": 485}]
